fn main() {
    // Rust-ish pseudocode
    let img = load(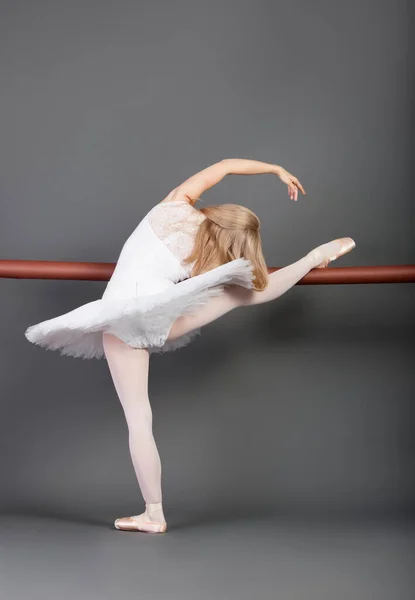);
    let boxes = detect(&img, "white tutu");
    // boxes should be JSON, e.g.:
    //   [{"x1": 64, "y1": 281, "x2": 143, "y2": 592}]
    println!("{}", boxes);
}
[{"x1": 24, "y1": 198, "x2": 255, "y2": 359}]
